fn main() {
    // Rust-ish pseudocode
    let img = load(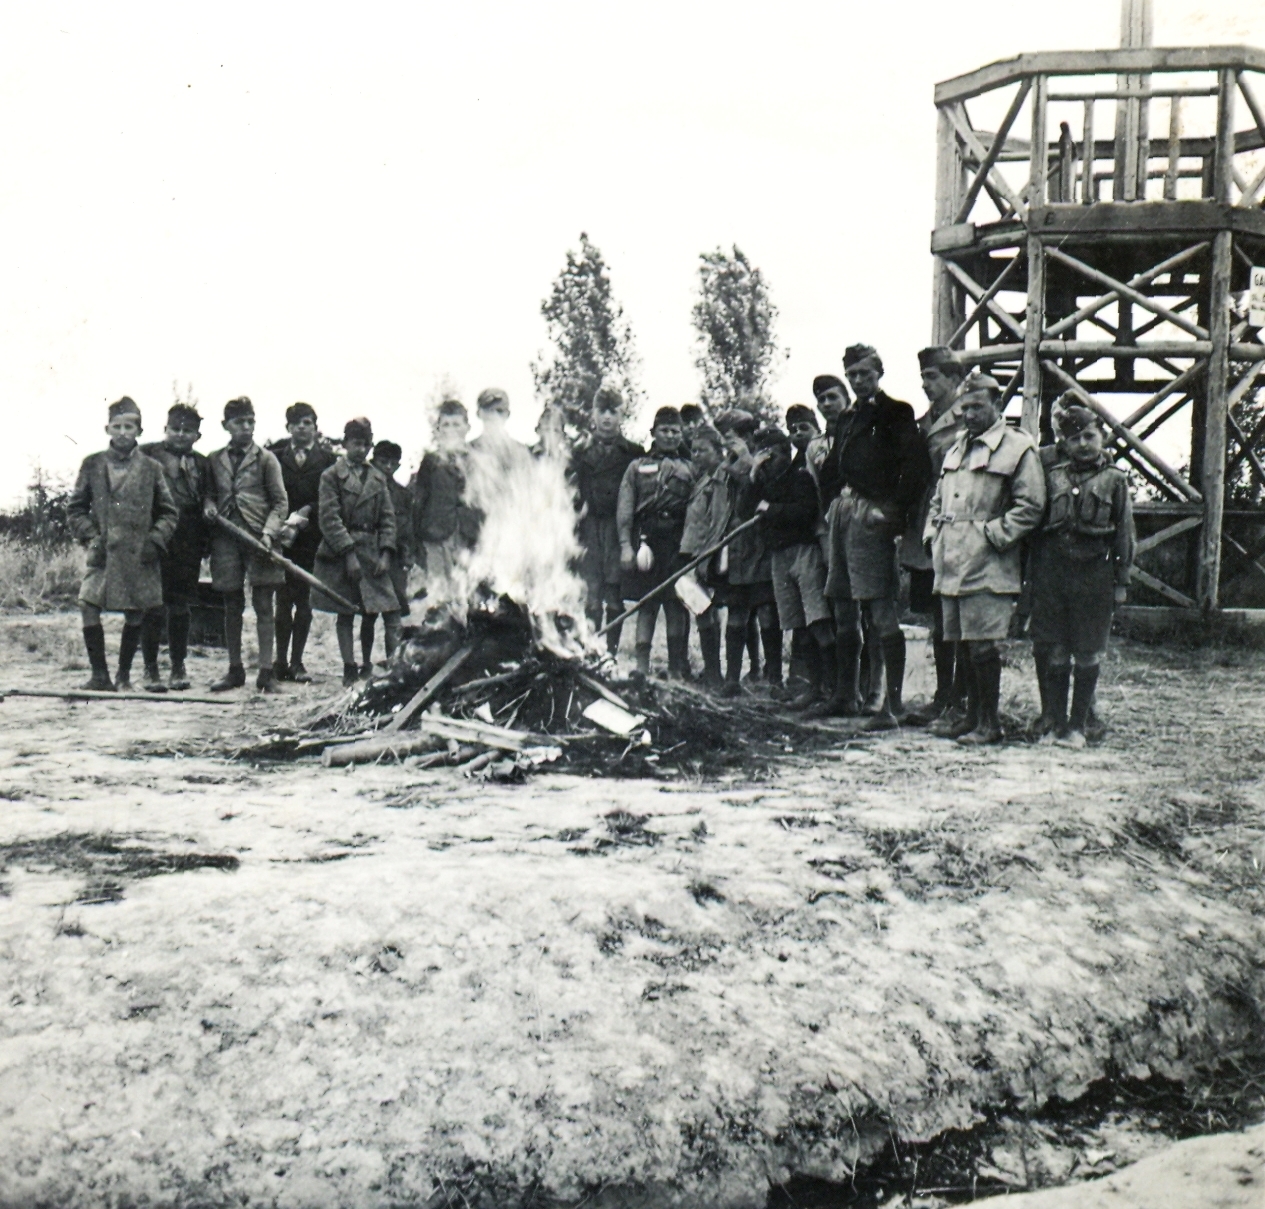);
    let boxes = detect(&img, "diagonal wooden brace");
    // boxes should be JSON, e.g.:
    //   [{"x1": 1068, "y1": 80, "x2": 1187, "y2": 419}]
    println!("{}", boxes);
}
[
  {"x1": 1043, "y1": 360, "x2": 1202, "y2": 502},
  {"x1": 947, "y1": 256, "x2": 1021, "y2": 348},
  {"x1": 1045, "y1": 246, "x2": 1210, "y2": 340},
  {"x1": 943, "y1": 260, "x2": 1026, "y2": 341},
  {"x1": 944, "y1": 103, "x2": 1028, "y2": 218},
  {"x1": 1043, "y1": 242, "x2": 1208, "y2": 339},
  {"x1": 954, "y1": 80, "x2": 1032, "y2": 224}
]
